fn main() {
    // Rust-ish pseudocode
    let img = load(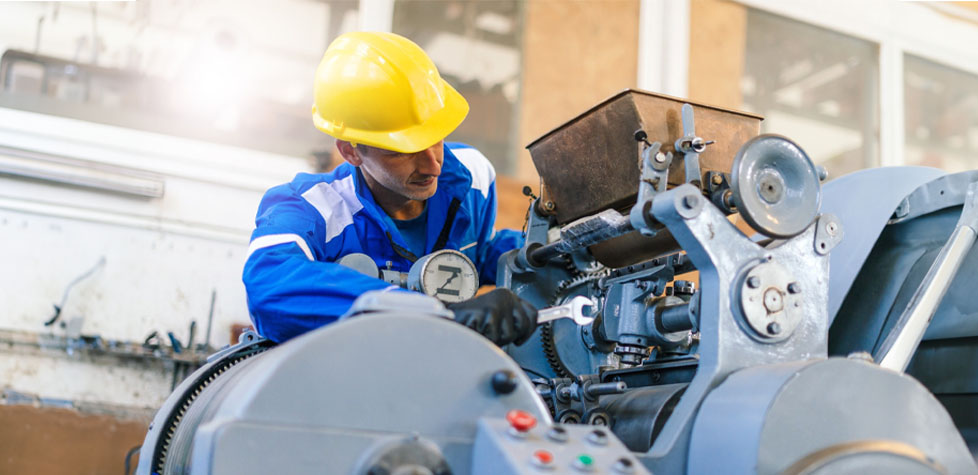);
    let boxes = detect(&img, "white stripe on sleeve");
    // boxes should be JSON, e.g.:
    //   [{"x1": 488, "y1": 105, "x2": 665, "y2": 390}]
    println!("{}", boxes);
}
[
  {"x1": 452, "y1": 147, "x2": 495, "y2": 198},
  {"x1": 301, "y1": 175, "x2": 363, "y2": 243},
  {"x1": 247, "y1": 233, "x2": 315, "y2": 261}
]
